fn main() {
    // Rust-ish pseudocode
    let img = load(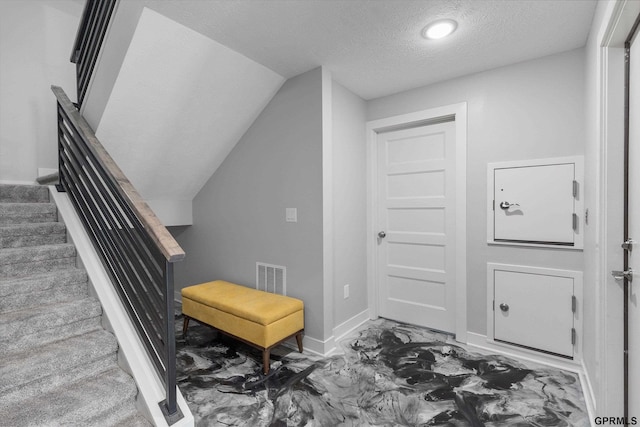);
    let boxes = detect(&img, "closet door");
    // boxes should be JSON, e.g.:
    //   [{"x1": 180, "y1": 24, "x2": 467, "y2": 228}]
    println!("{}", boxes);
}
[{"x1": 494, "y1": 270, "x2": 575, "y2": 358}]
